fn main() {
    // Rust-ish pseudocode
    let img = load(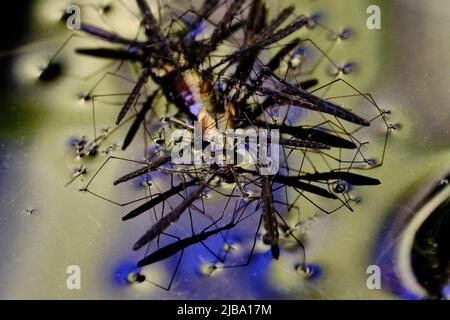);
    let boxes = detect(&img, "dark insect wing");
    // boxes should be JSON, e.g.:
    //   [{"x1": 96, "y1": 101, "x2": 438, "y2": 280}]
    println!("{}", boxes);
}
[
  {"x1": 282, "y1": 126, "x2": 357, "y2": 149},
  {"x1": 299, "y1": 172, "x2": 381, "y2": 186},
  {"x1": 39, "y1": 62, "x2": 62, "y2": 81},
  {"x1": 257, "y1": 5, "x2": 295, "y2": 38},
  {"x1": 76, "y1": 48, "x2": 143, "y2": 61},
  {"x1": 236, "y1": 168, "x2": 338, "y2": 199},
  {"x1": 122, "y1": 90, "x2": 160, "y2": 151},
  {"x1": 251, "y1": 122, "x2": 357, "y2": 149},
  {"x1": 236, "y1": 38, "x2": 302, "y2": 116},
  {"x1": 115, "y1": 66, "x2": 151, "y2": 125},
  {"x1": 79, "y1": 24, "x2": 143, "y2": 47},
  {"x1": 122, "y1": 179, "x2": 200, "y2": 221},
  {"x1": 246, "y1": 0, "x2": 267, "y2": 34},
  {"x1": 230, "y1": 0, "x2": 267, "y2": 86},
  {"x1": 287, "y1": 127, "x2": 356, "y2": 149},
  {"x1": 299, "y1": 79, "x2": 319, "y2": 90},
  {"x1": 289, "y1": 90, "x2": 370, "y2": 126},
  {"x1": 196, "y1": 21, "x2": 245, "y2": 62},
  {"x1": 257, "y1": 71, "x2": 371, "y2": 126},
  {"x1": 137, "y1": 222, "x2": 235, "y2": 267},
  {"x1": 279, "y1": 137, "x2": 330, "y2": 150},
  {"x1": 213, "y1": 15, "x2": 309, "y2": 69},
  {"x1": 242, "y1": 86, "x2": 360, "y2": 129},
  {"x1": 113, "y1": 152, "x2": 172, "y2": 185},
  {"x1": 271, "y1": 175, "x2": 338, "y2": 199},
  {"x1": 136, "y1": 0, "x2": 173, "y2": 61},
  {"x1": 132, "y1": 175, "x2": 214, "y2": 251},
  {"x1": 197, "y1": 0, "x2": 221, "y2": 21},
  {"x1": 208, "y1": 0, "x2": 246, "y2": 49}
]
